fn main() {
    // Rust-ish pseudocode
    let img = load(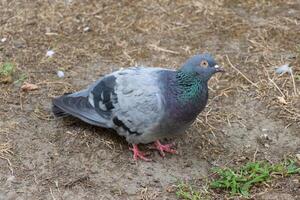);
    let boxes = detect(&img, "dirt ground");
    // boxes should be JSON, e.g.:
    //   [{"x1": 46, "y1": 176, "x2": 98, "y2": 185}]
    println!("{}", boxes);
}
[{"x1": 0, "y1": 0, "x2": 299, "y2": 199}]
